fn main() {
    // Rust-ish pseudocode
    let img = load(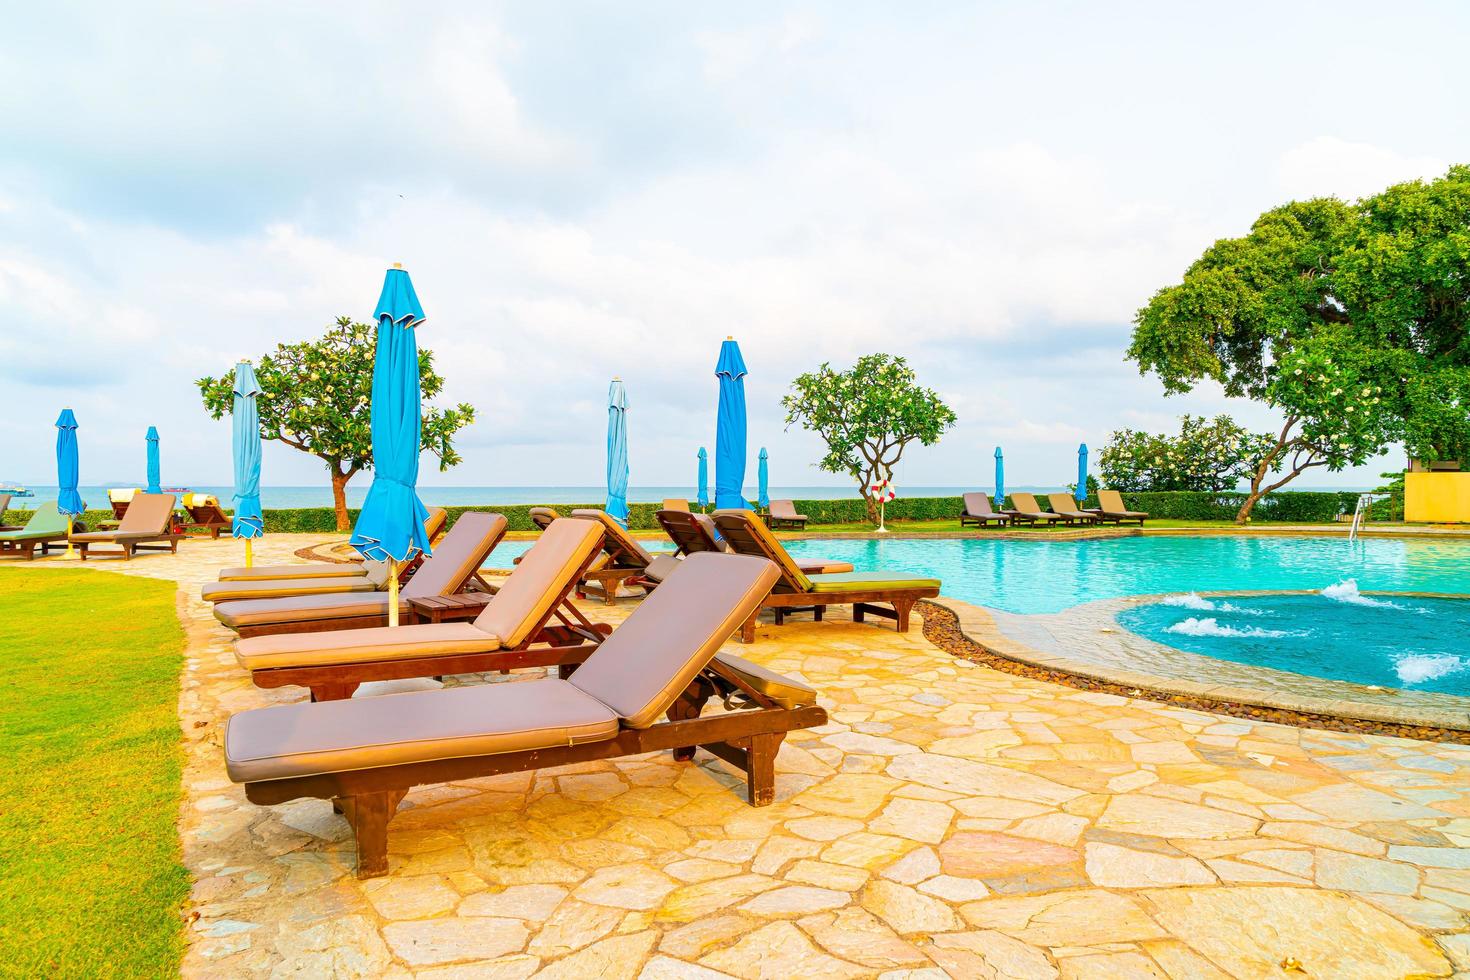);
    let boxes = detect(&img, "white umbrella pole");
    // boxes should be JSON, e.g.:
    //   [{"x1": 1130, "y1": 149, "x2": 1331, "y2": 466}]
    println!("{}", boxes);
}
[{"x1": 388, "y1": 561, "x2": 400, "y2": 627}]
